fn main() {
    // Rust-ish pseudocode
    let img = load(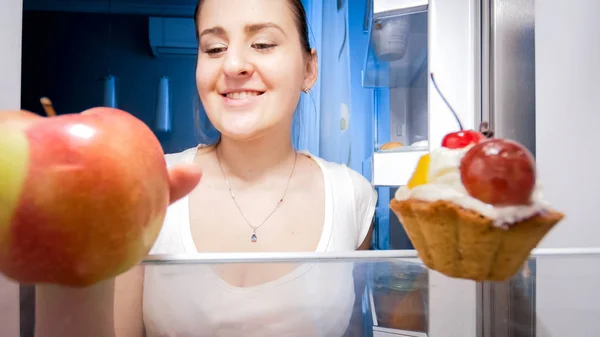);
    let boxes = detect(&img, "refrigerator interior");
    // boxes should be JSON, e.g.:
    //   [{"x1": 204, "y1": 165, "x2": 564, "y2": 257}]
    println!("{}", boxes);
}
[
  {"x1": 10, "y1": 0, "x2": 587, "y2": 337},
  {"x1": 361, "y1": 3, "x2": 429, "y2": 250}
]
